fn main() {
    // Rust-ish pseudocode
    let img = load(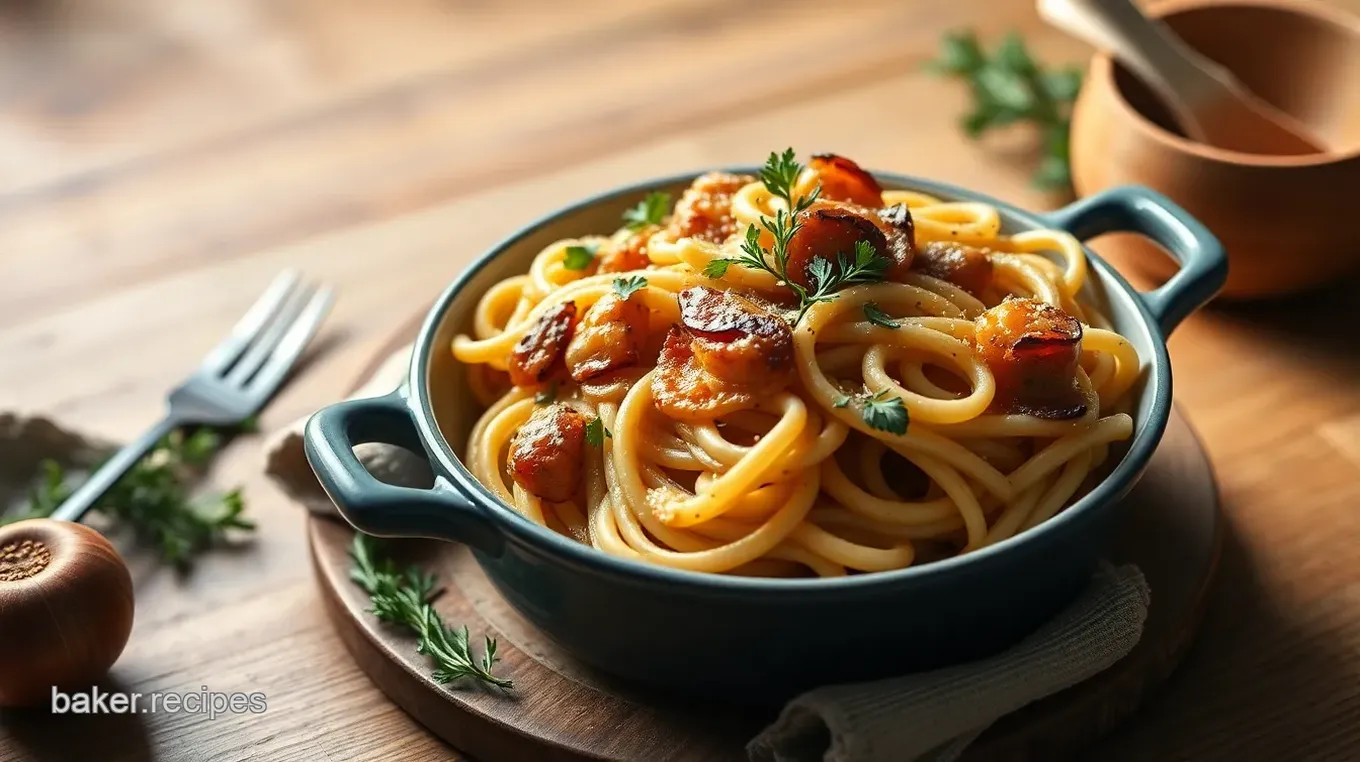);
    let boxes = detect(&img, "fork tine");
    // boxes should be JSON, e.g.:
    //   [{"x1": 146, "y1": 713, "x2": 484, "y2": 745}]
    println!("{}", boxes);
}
[
  {"x1": 224, "y1": 282, "x2": 315, "y2": 386},
  {"x1": 199, "y1": 270, "x2": 302, "y2": 375},
  {"x1": 246, "y1": 285, "x2": 335, "y2": 403}
]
